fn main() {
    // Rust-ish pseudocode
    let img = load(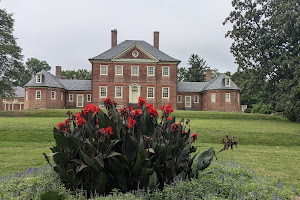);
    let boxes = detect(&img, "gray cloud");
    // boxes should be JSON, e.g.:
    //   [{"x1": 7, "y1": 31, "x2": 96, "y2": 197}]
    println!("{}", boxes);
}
[{"x1": 2, "y1": 0, "x2": 237, "y2": 74}]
